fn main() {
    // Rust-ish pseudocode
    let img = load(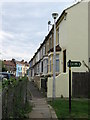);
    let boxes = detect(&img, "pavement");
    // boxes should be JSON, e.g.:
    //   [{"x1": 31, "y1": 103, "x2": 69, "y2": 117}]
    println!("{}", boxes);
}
[{"x1": 27, "y1": 81, "x2": 58, "y2": 119}]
